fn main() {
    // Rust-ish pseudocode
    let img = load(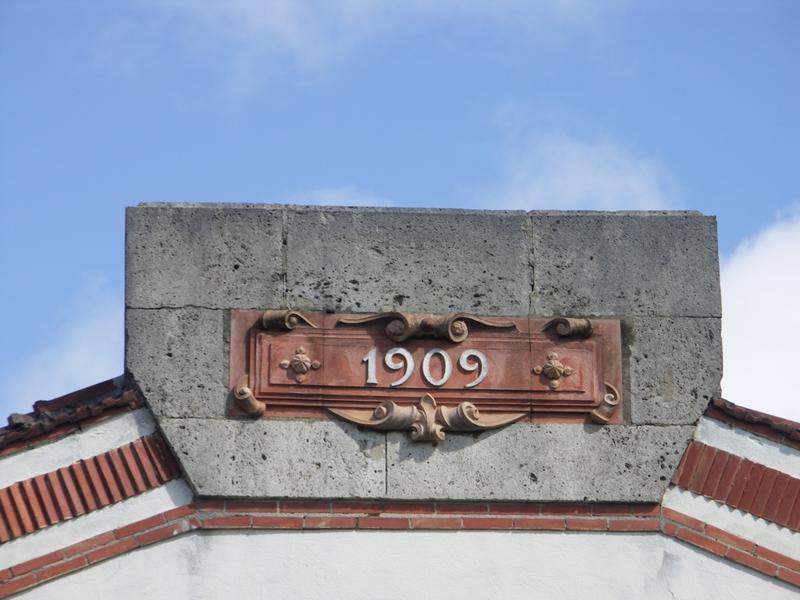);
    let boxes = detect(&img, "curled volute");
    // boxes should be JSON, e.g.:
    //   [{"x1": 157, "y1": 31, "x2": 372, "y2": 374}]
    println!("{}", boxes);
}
[
  {"x1": 233, "y1": 375, "x2": 265, "y2": 417},
  {"x1": 590, "y1": 383, "x2": 620, "y2": 424},
  {"x1": 542, "y1": 317, "x2": 593, "y2": 339},
  {"x1": 336, "y1": 312, "x2": 516, "y2": 343},
  {"x1": 261, "y1": 309, "x2": 318, "y2": 331}
]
